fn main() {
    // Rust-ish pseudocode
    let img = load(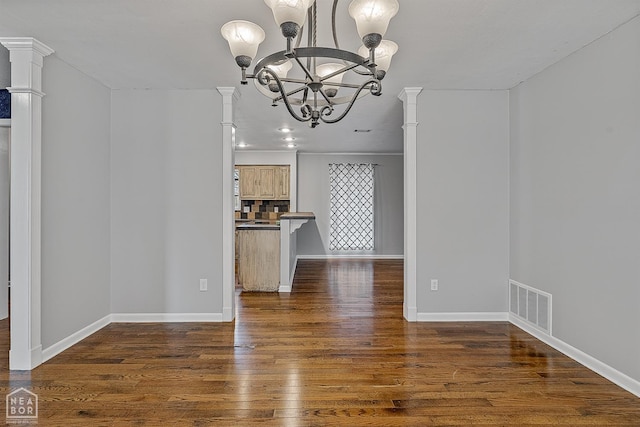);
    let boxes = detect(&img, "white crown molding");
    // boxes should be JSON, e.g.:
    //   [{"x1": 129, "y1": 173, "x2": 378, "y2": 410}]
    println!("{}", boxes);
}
[
  {"x1": 6, "y1": 87, "x2": 46, "y2": 97},
  {"x1": 0, "y1": 37, "x2": 54, "y2": 56}
]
